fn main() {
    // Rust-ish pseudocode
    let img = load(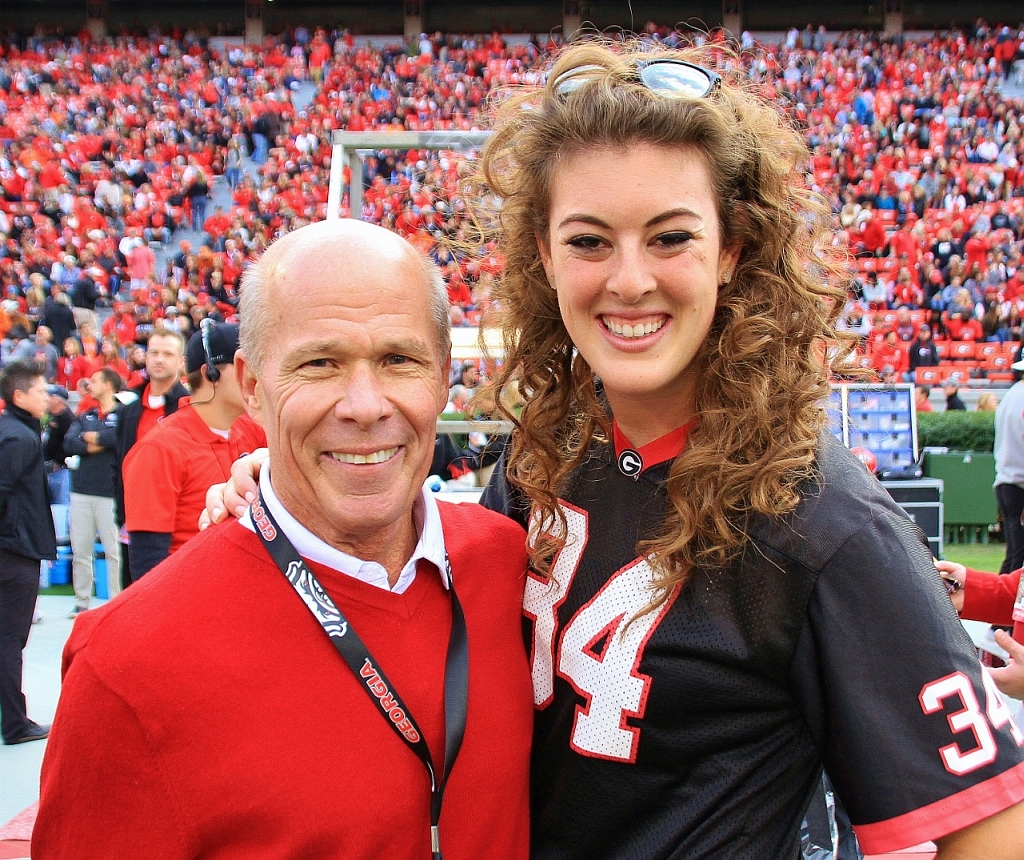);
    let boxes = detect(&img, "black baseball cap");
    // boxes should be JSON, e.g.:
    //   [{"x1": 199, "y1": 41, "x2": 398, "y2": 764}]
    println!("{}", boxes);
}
[{"x1": 186, "y1": 322, "x2": 240, "y2": 374}]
